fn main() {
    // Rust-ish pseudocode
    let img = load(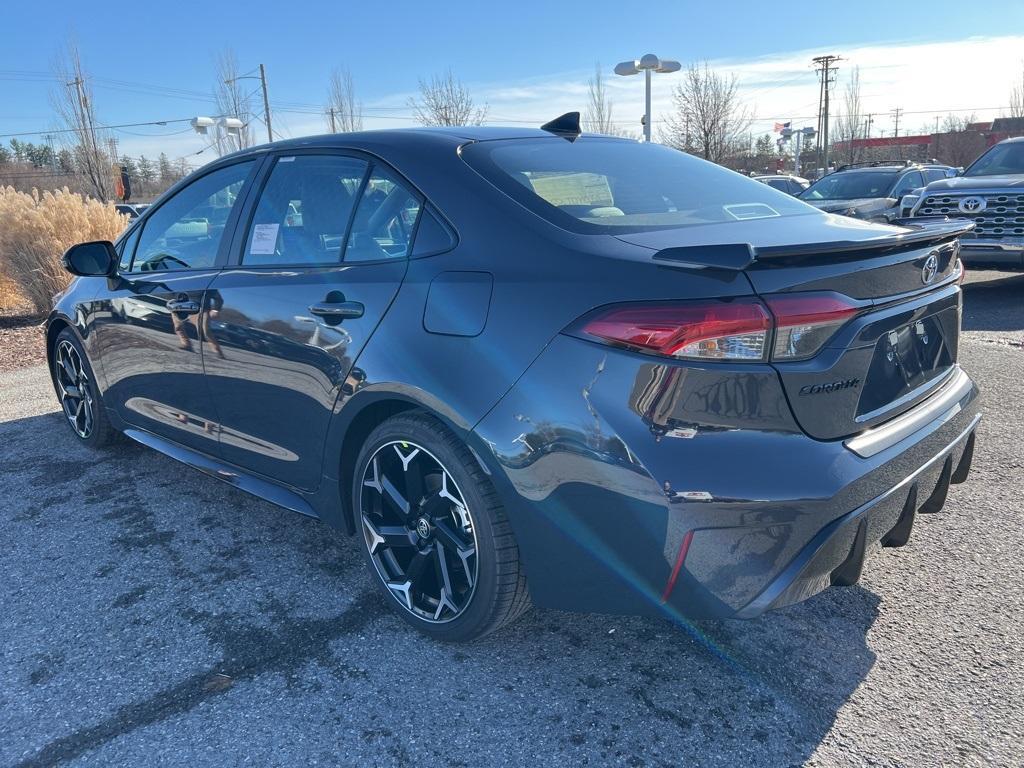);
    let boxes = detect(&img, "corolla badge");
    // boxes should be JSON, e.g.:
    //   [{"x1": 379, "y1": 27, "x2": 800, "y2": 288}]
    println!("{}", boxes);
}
[
  {"x1": 921, "y1": 252, "x2": 940, "y2": 285},
  {"x1": 958, "y1": 196, "x2": 986, "y2": 213}
]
